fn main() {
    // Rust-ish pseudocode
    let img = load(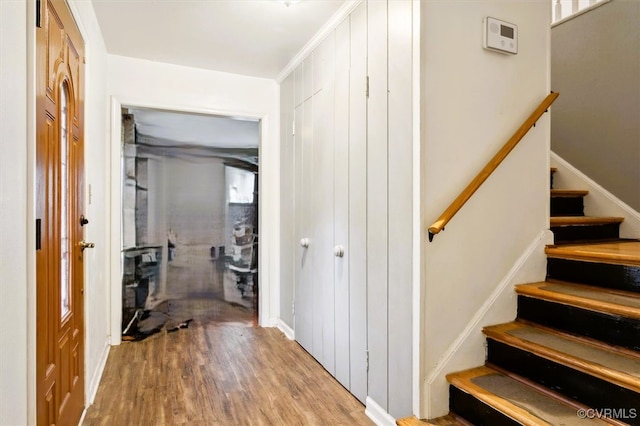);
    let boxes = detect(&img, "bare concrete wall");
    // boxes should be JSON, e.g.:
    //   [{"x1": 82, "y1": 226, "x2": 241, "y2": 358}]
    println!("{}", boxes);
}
[
  {"x1": 551, "y1": 0, "x2": 640, "y2": 211},
  {"x1": 165, "y1": 157, "x2": 226, "y2": 248}
]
